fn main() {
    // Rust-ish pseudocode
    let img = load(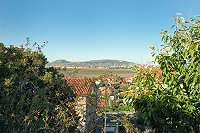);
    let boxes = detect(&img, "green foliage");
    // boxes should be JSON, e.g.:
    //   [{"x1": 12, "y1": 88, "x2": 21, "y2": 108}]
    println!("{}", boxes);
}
[
  {"x1": 113, "y1": 77, "x2": 120, "y2": 82},
  {"x1": 132, "y1": 15, "x2": 200, "y2": 132},
  {"x1": 0, "y1": 43, "x2": 77, "y2": 132},
  {"x1": 119, "y1": 85, "x2": 129, "y2": 92}
]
